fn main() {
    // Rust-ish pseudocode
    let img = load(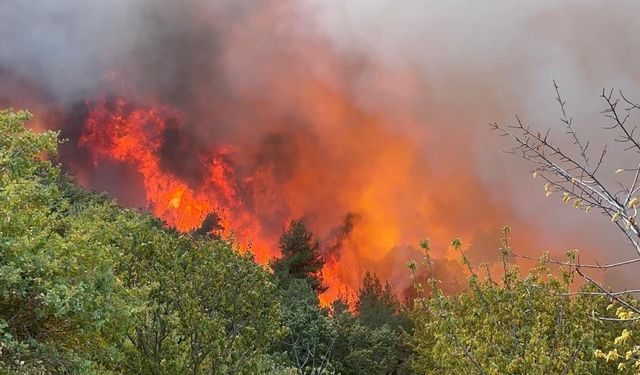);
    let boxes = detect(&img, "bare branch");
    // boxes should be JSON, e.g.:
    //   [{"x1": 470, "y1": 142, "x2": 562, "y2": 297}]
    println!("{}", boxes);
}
[
  {"x1": 558, "y1": 290, "x2": 640, "y2": 297},
  {"x1": 511, "y1": 253, "x2": 640, "y2": 270},
  {"x1": 601, "y1": 88, "x2": 640, "y2": 152},
  {"x1": 575, "y1": 267, "x2": 640, "y2": 316},
  {"x1": 554, "y1": 80, "x2": 590, "y2": 168},
  {"x1": 491, "y1": 84, "x2": 640, "y2": 258}
]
